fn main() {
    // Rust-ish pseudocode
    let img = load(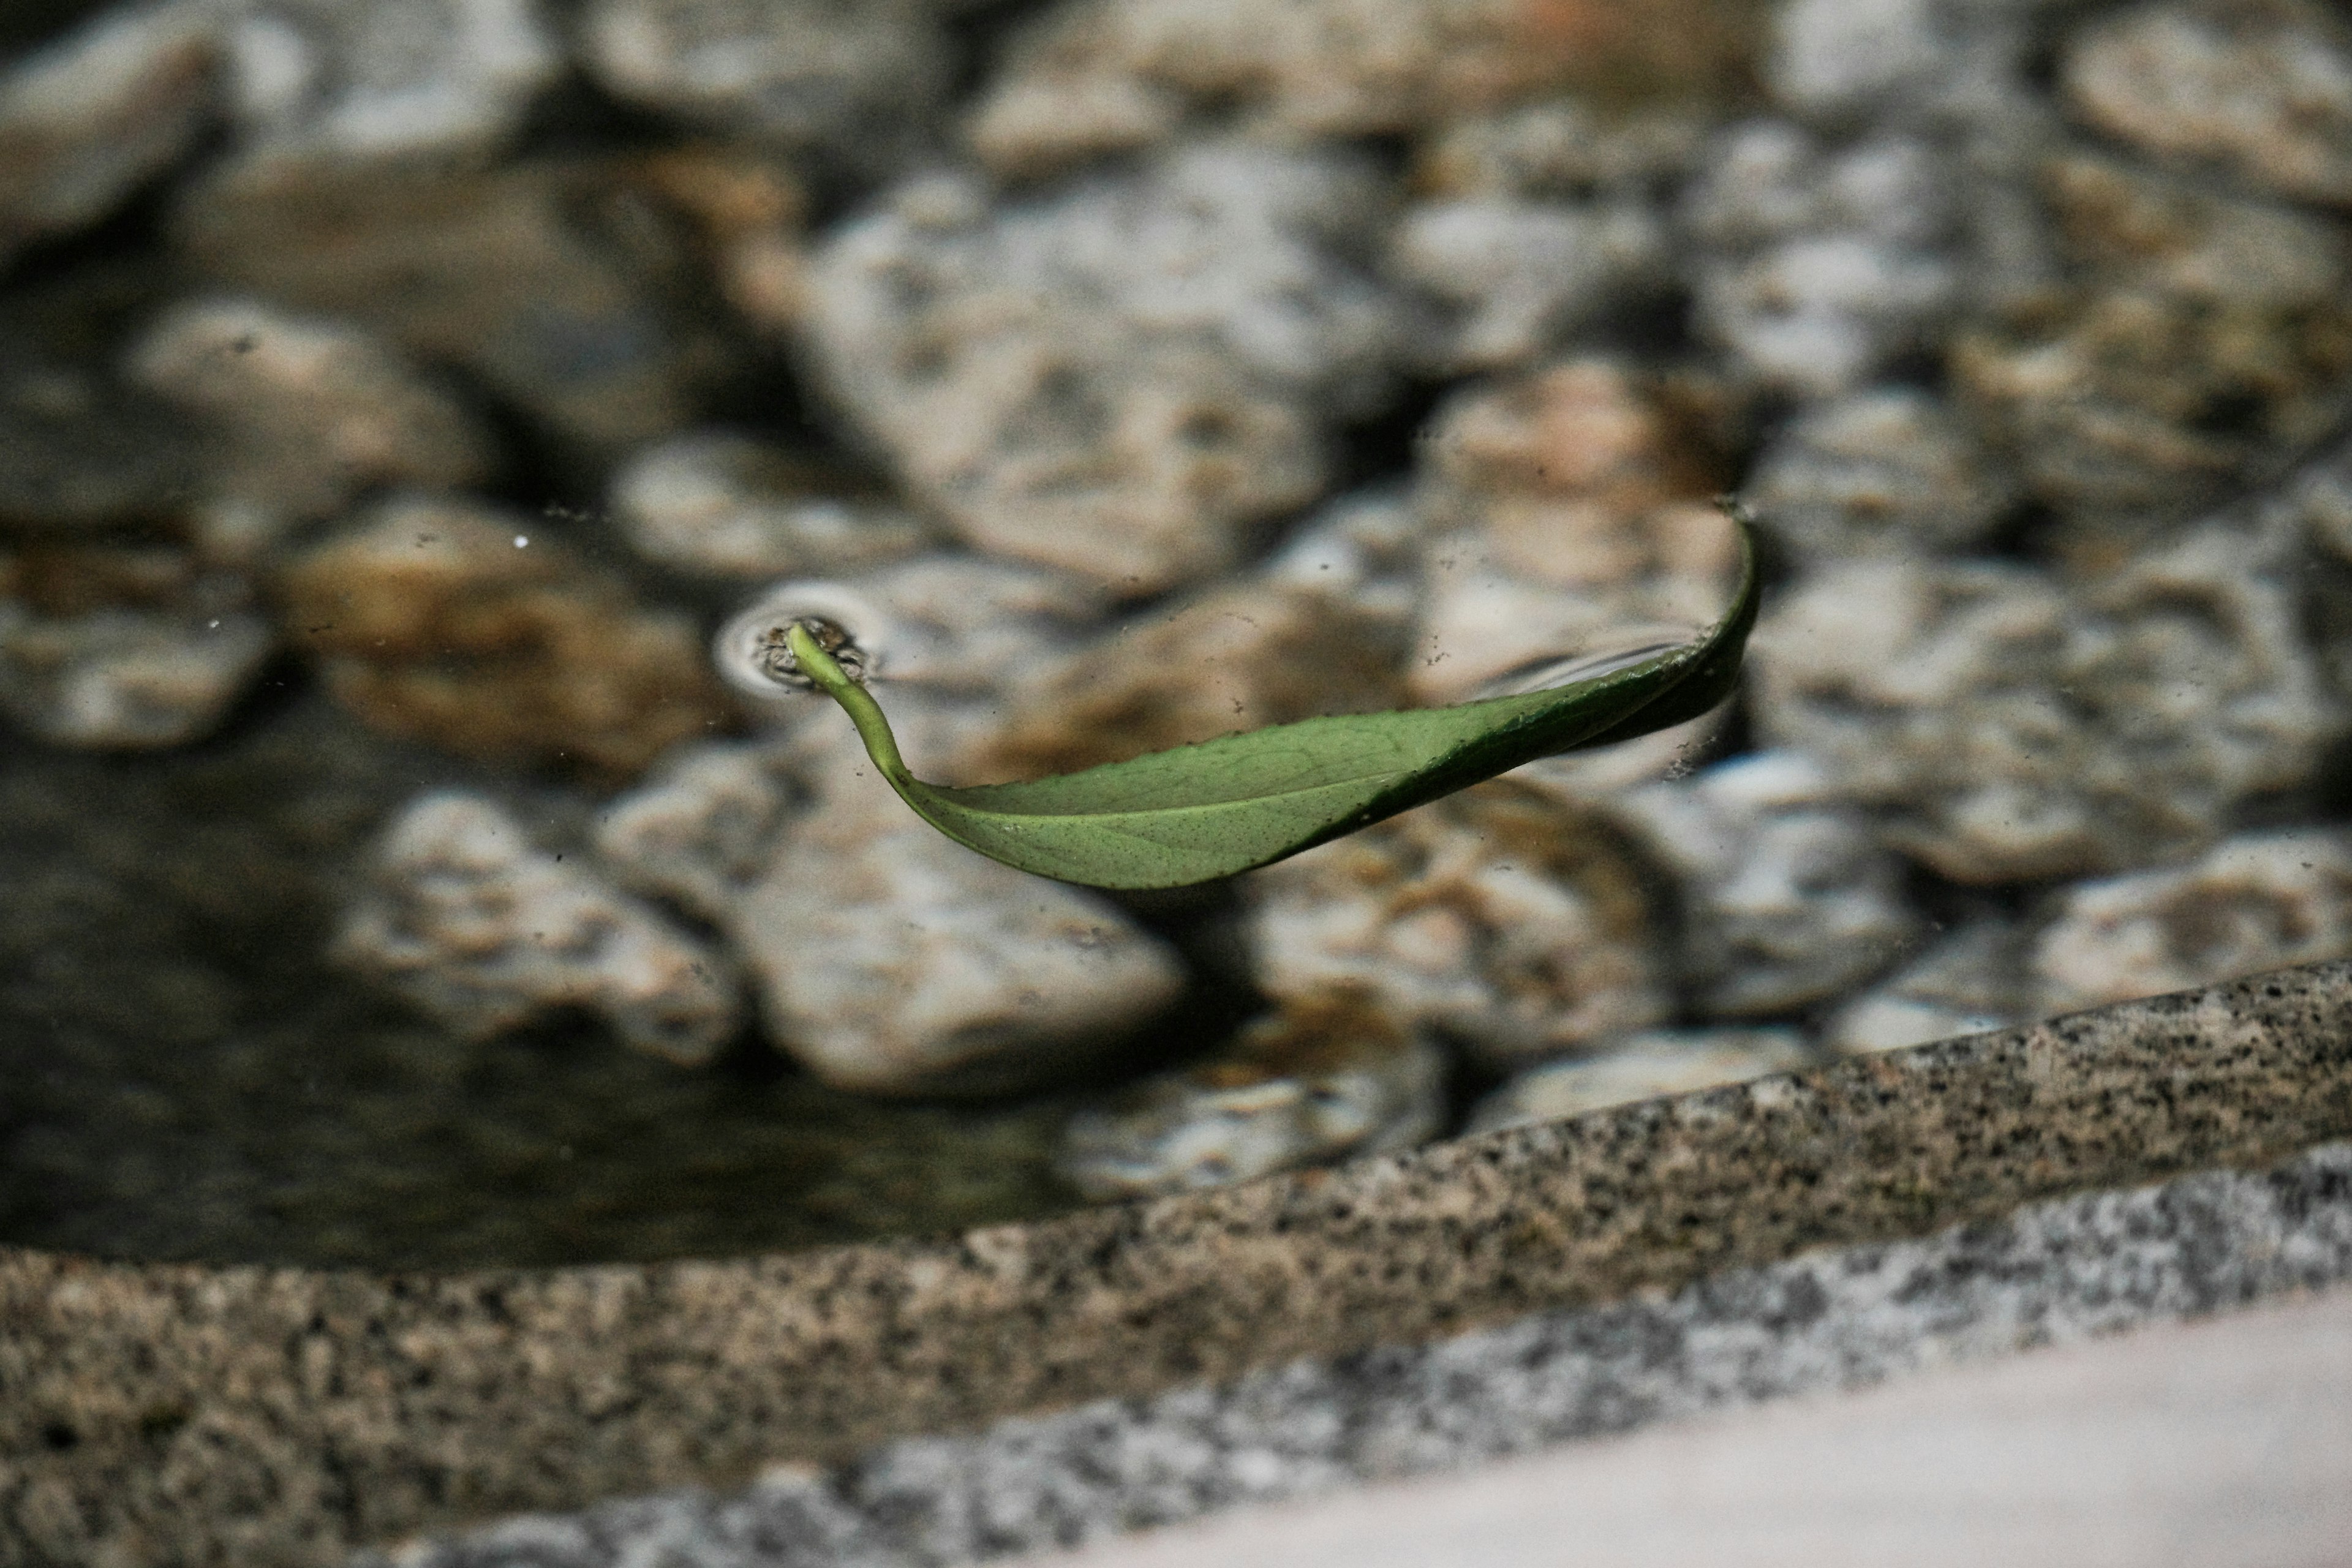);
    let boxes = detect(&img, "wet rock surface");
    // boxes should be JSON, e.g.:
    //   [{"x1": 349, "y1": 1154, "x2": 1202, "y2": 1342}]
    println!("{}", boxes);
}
[
  {"x1": 2062, "y1": 0, "x2": 2352, "y2": 208},
  {"x1": 581, "y1": 0, "x2": 951, "y2": 176},
  {"x1": 173, "y1": 151, "x2": 753, "y2": 450},
  {"x1": 337, "y1": 791, "x2": 742, "y2": 1065},
  {"x1": 0, "y1": 1, "x2": 219, "y2": 266},
  {"x1": 1602, "y1": 751, "x2": 1919, "y2": 1018},
  {"x1": 1247, "y1": 780, "x2": 1671, "y2": 1072},
  {"x1": 731, "y1": 726, "x2": 1189, "y2": 1097},
  {"x1": 0, "y1": 585, "x2": 272, "y2": 748},
  {"x1": 592, "y1": 715, "x2": 1189, "y2": 1099},
  {"x1": 6, "y1": 0, "x2": 2352, "y2": 1276},
  {"x1": 794, "y1": 144, "x2": 1405, "y2": 593},
  {"x1": 218, "y1": 0, "x2": 560, "y2": 162},
  {"x1": 126, "y1": 295, "x2": 497, "y2": 556},
  {"x1": 1952, "y1": 148, "x2": 2352, "y2": 557},
  {"x1": 0, "y1": 695, "x2": 1089, "y2": 1271},
  {"x1": 1746, "y1": 385, "x2": 2016, "y2": 560},
  {"x1": 1060, "y1": 993, "x2": 1446, "y2": 1200},
  {"x1": 1824, "y1": 917, "x2": 2031, "y2": 1055},
  {"x1": 1683, "y1": 123, "x2": 1959, "y2": 396},
  {"x1": 2031, "y1": 829, "x2": 2352, "y2": 1016},
  {"x1": 609, "y1": 431, "x2": 930, "y2": 580},
  {"x1": 277, "y1": 495, "x2": 733, "y2": 777},
  {"x1": 968, "y1": 571, "x2": 1409, "y2": 780},
  {"x1": 1410, "y1": 356, "x2": 1738, "y2": 702},
  {"x1": 967, "y1": 0, "x2": 1754, "y2": 177},
  {"x1": 1466, "y1": 1025, "x2": 1814, "y2": 1133},
  {"x1": 1750, "y1": 528, "x2": 2337, "y2": 883}
]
